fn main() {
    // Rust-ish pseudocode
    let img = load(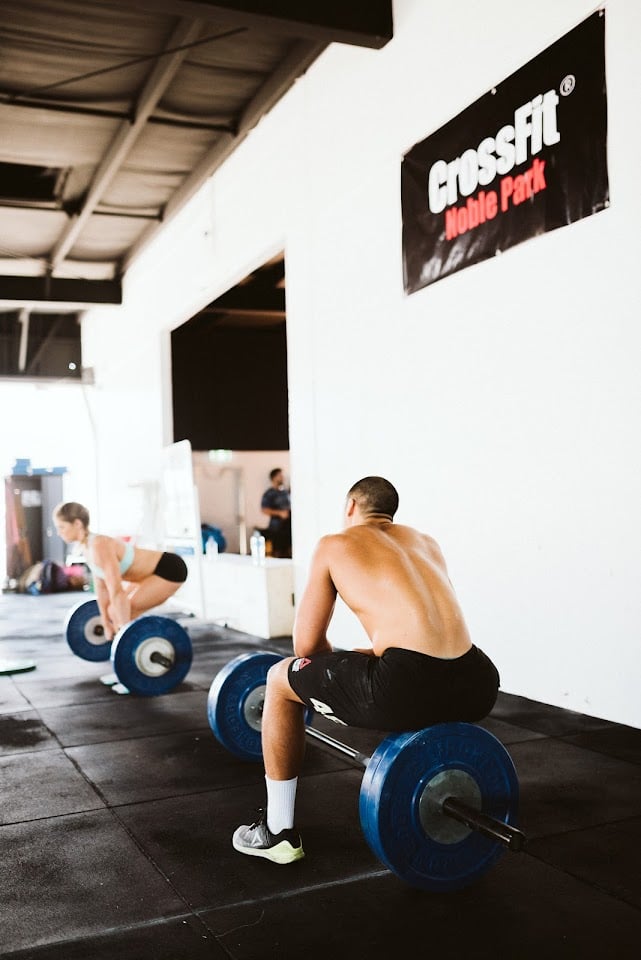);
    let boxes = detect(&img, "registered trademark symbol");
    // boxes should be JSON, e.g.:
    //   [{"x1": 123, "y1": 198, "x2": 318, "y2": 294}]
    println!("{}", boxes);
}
[{"x1": 560, "y1": 74, "x2": 575, "y2": 96}]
